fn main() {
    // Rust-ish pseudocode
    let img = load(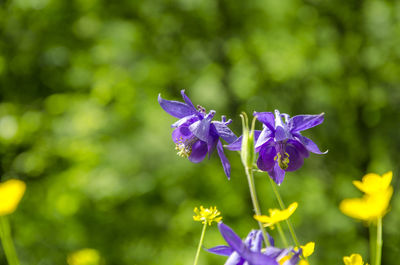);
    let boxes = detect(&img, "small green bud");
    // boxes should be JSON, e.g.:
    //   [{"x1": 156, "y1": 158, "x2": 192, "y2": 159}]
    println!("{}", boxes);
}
[{"x1": 240, "y1": 112, "x2": 256, "y2": 169}]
